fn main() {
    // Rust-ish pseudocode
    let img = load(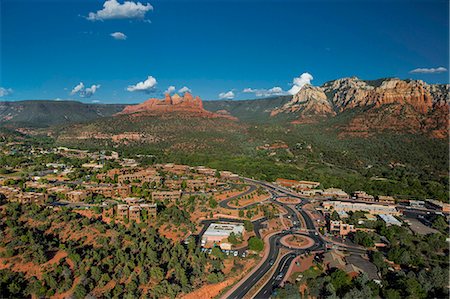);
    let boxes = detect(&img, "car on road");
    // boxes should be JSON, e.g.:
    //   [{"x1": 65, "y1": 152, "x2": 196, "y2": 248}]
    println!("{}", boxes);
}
[
  {"x1": 241, "y1": 252, "x2": 247, "y2": 258},
  {"x1": 269, "y1": 259, "x2": 275, "y2": 265},
  {"x1": 233, "y1": 251, "x2": 238, "y2": 257}
]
